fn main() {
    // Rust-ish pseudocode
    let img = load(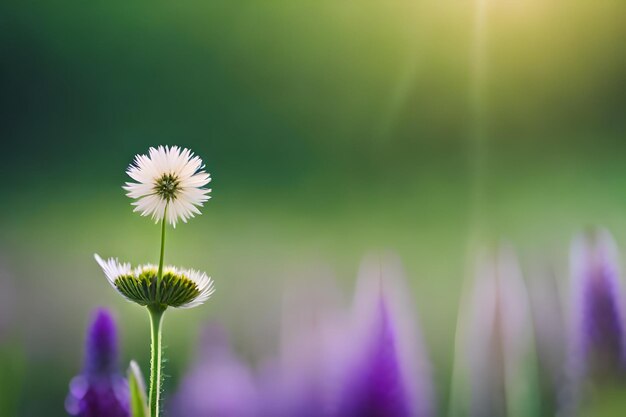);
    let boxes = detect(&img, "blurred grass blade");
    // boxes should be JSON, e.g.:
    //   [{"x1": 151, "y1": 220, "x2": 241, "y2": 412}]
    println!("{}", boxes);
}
[
  {"x1": 0, "y1": 343, "x2": 25, "y2": 417},
  {"x1": 128, "y1": 360, "x2": 149, "y2": 417}
]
